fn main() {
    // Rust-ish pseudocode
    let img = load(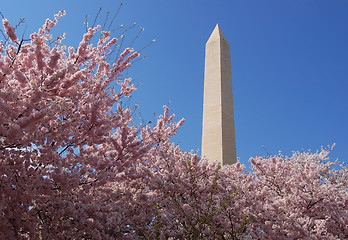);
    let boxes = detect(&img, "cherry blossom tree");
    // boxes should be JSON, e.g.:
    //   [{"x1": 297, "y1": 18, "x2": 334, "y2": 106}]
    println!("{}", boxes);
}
[
  {"x1": 0, "y1": 11, "x2": 180, "y2": 239},
  {"x1": 0, "y1": 12, "x2": 347, "y2": 240},
  {"x1": 140, "y1": 142, "x2": 347, "y2": 239},
  {"x1": 245, "y1": 147, "x2": 347, "y2": 239}
]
